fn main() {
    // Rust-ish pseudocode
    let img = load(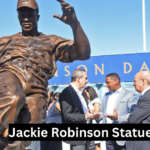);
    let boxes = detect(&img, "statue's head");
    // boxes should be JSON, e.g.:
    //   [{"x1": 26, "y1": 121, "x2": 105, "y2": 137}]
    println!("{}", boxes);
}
[
  {"x1": 17, "y1": 0, "x2": 39, "y2": 13},
  {"x1": 17, "y1": 0, "x2": 40, "y2": 33}
]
